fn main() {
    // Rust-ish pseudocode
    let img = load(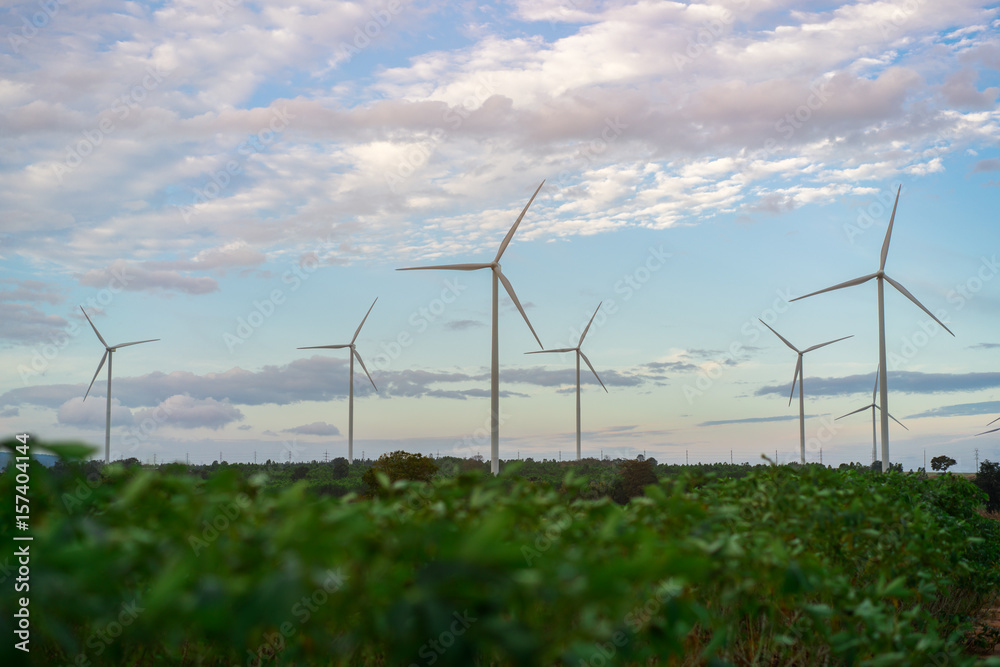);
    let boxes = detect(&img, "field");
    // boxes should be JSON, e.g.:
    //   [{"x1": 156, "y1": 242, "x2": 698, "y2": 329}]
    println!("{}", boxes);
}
[{"x1": 4, "y1": 440, "x2": 1000, "y2": 666}]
